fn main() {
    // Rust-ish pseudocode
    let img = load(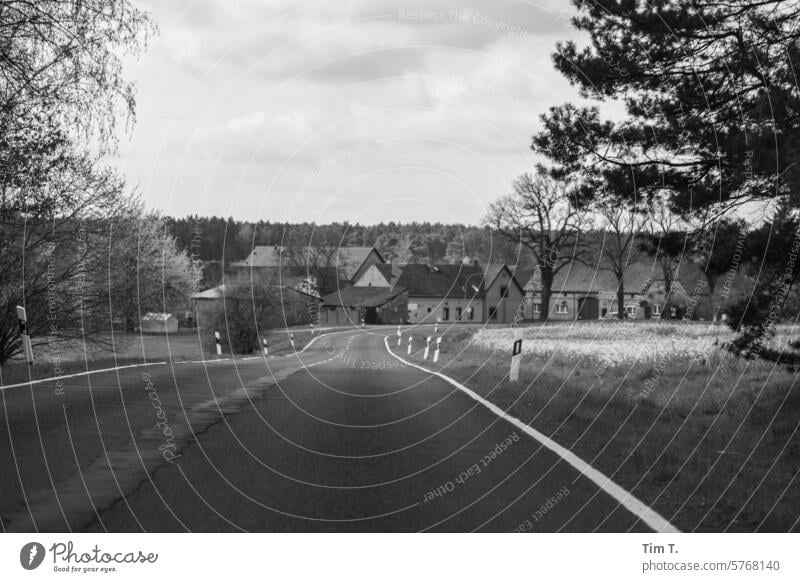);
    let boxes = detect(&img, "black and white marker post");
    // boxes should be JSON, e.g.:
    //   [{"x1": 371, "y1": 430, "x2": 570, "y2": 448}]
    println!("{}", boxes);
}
[
  {"x1": 290, "y1": 333, "x2": 295, "y2": 350},
  {"x1": 262, "y1": 337, "x2": 268, "y2": 355},
  {"x1": 434, "y1": 319, "x2": 439, "y2": 334},
  {"x1": 214, "y1": 330, "x2": 222, "y2": 356},
  {"x1": 424, "y1": 336, "x2": 431, "y2": 360},
  {"x1": 433, "y1": 336, "x2": 441, "y2": 363},
  {"x1": 407, "y1": 335, "x2": 412, "y2": 355},
  {"x1": 510, "y1": 327, "x2": 522, "y2": 382},
  {"x1": 16, "y1": 306, "x2": 34, "y2": 365},
  {"x1": 396, "y1": 326, "x2": 402, "y2": 347}
]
